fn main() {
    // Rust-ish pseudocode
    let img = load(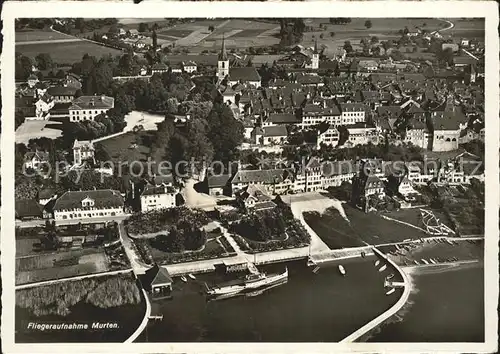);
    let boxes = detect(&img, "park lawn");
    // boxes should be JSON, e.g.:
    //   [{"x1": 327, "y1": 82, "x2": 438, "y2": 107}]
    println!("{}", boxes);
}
[
  {"x1": 15, "y1": 249, "x2": 110, "y2": 285},
  {"x1": 305, "y1": 204, "x2": 428, "y2": 249},
  {"x1": 16, "y1": 29, "x2": 75, "y2": 42},
  {"x1": 96, "y1": 131, "x2": 154, "y2": 165},
  {"x1": 149, "y1": 238, "x2": 229, "y2": 265},
  {"x1": 16, "y1": 41, "x2": 122, "y2": 64}
]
